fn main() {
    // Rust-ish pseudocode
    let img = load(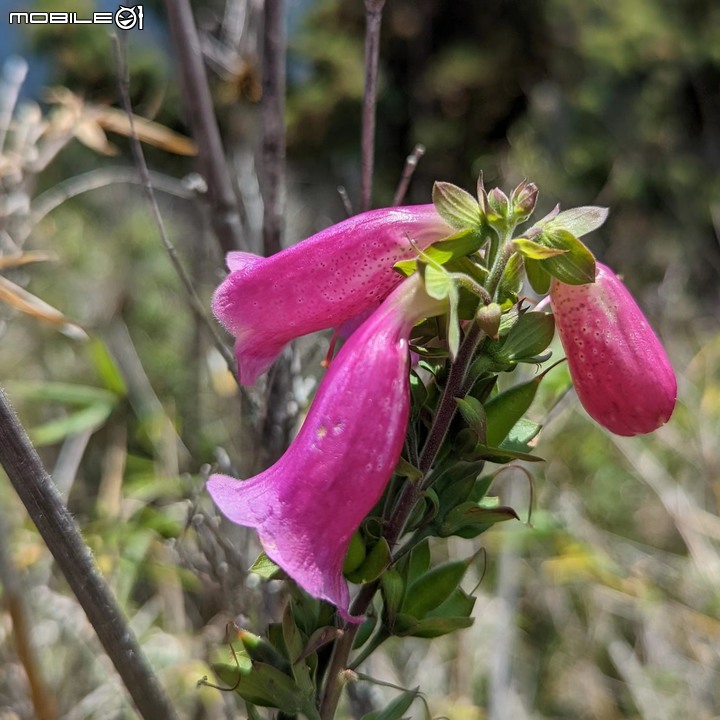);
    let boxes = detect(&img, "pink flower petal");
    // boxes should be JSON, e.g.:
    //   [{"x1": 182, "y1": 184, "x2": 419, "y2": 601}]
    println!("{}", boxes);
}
[
  {"x1": 551, "y1": 262, "x2": 677, "y2": 436},
  {"x1": 212, "y1": 205, "x2": 451, "y2": 384}
]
